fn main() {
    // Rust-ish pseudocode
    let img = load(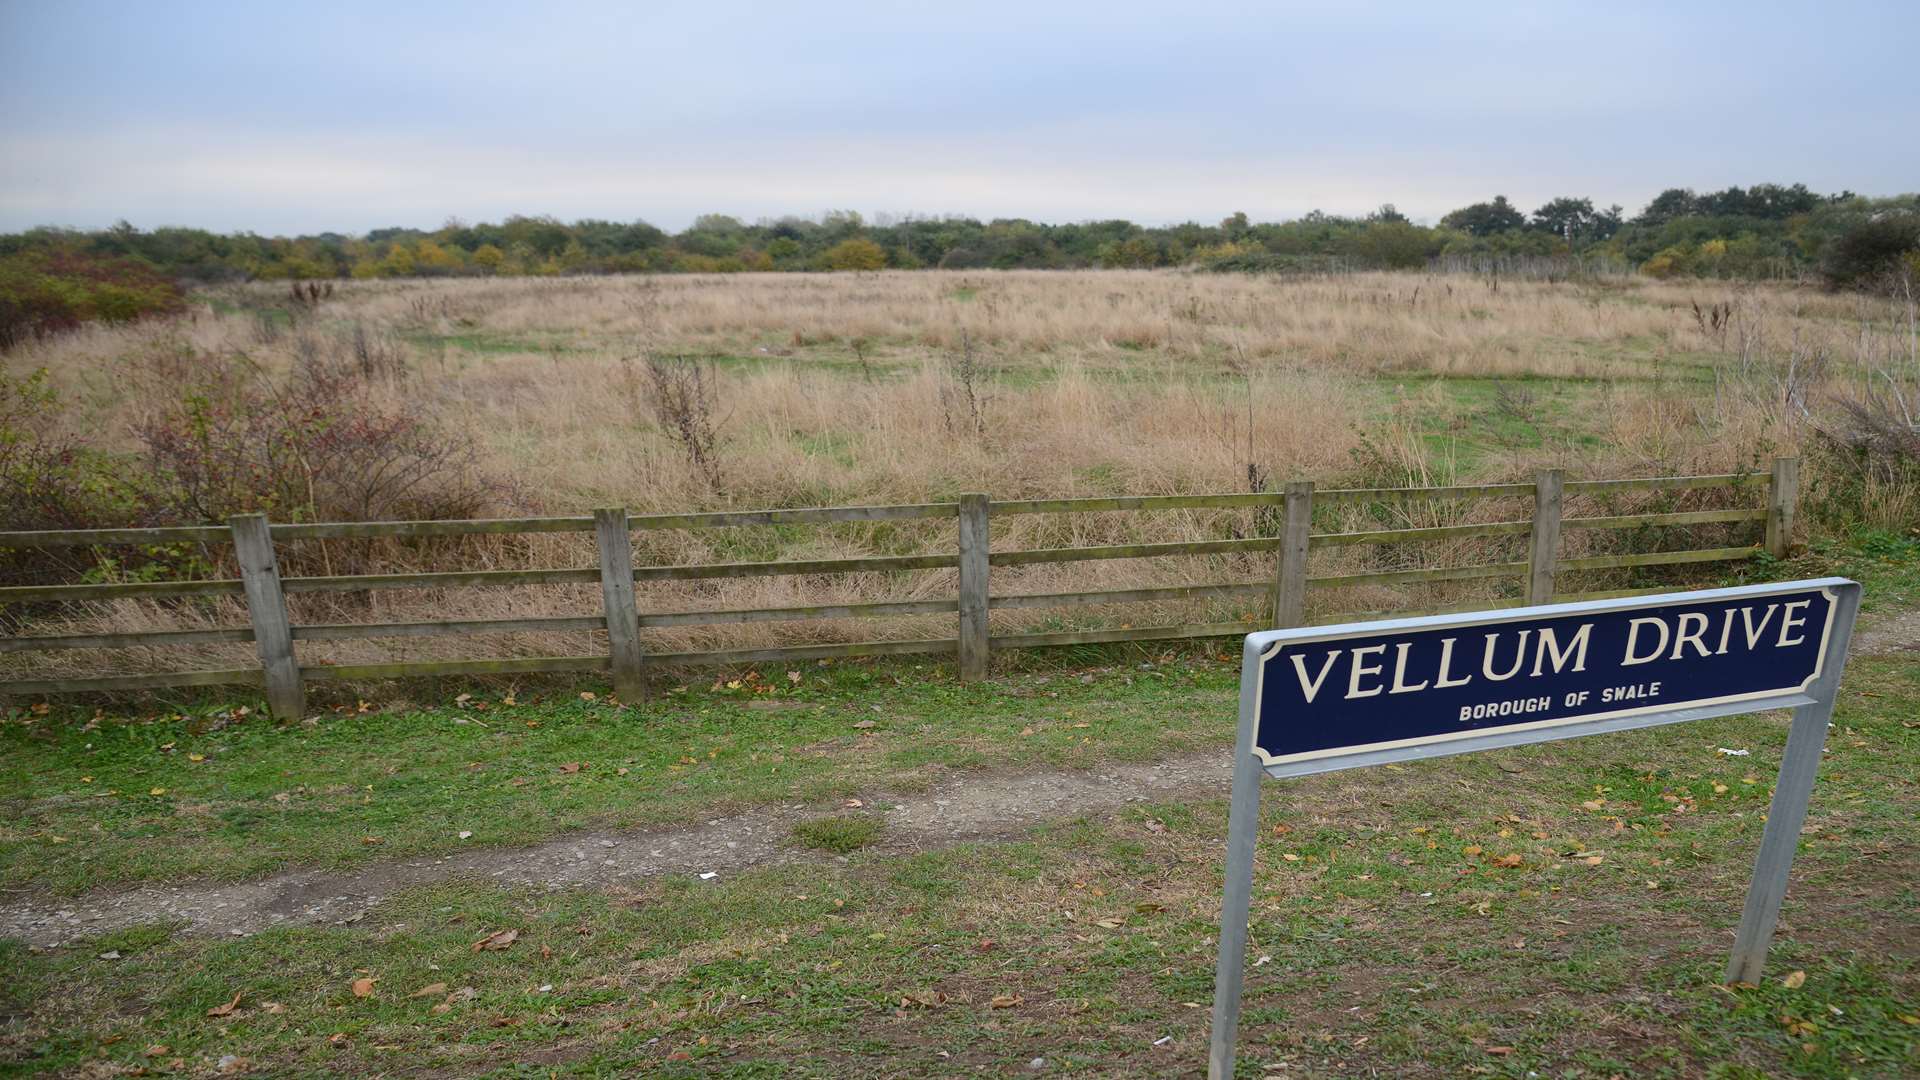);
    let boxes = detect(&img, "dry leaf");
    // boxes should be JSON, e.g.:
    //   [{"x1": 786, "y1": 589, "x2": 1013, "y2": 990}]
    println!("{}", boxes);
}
[
  {"x1": 206, "y1": 991, "x2": 243, "y2": 1017},
  {"x1": 990, "y1": 993, "x2": 1023, "y2": 1008},
  {"x1": 351, "y1": 977, "x2": 377, "y2": 997},
  {"x1": 852, "y1": 719, "x2": 877, "y2": 729},
  {"x1": 471, "y1": 928, "x2": 520, "y2": 952},
  {"x1": 559, "y1": 762, "x2": 584, "y2": 773},
  {"x1": 1492, "y1": 854, "x2": 1524, "y2": 868},
  {"x1": 328, "y1": 1033, "x2": 350, "y2": 1049},
  {"x1": 143, "y1": 1045, "x2": 169, "y2": 1058},
  {"x1": 408, "y1": 982, "x2": 448, "y2": 999},
  {"x1": 1782, "y1": 970, "x2": 1807, "y2": 989},
  {"x1": 260, "y1": 1002, "x2": 286, "y2": 1014}
]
